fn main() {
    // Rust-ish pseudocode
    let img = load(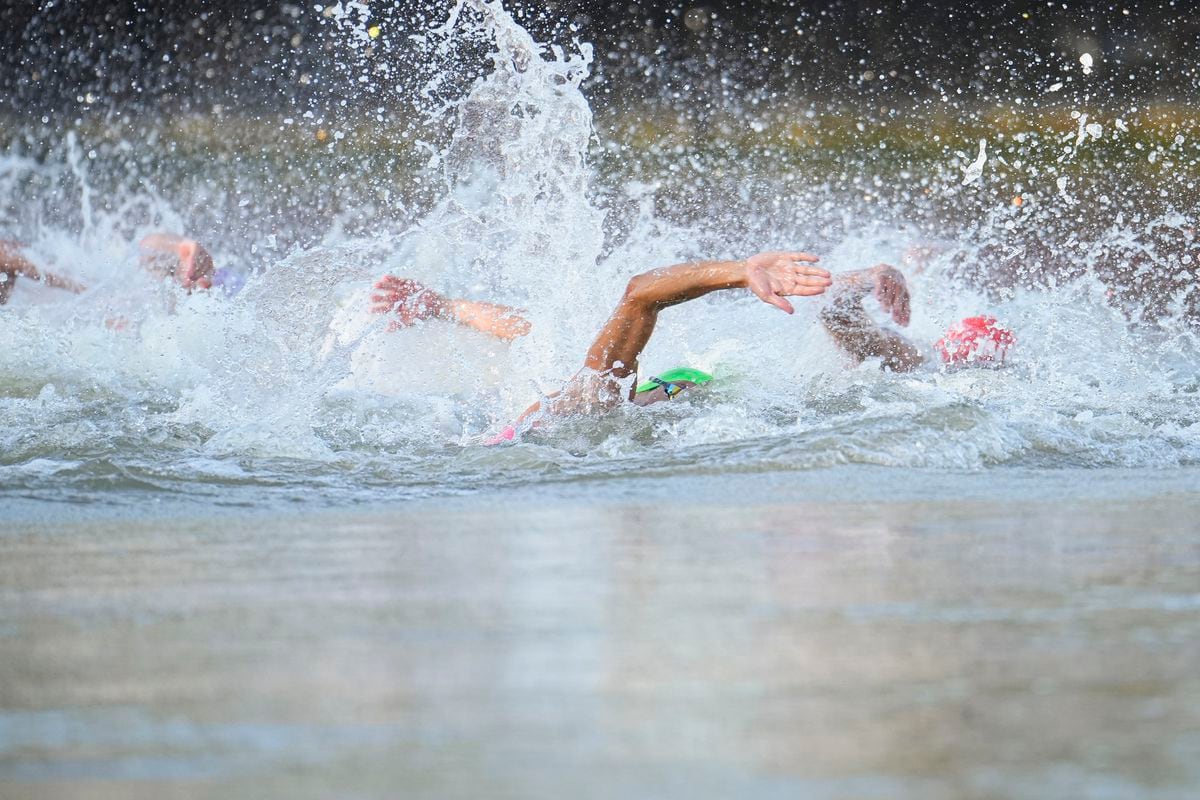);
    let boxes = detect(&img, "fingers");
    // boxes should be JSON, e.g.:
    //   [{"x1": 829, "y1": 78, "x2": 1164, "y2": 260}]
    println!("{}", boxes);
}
[
  {"x1": 889, "y1": 274, "x2": 910, "y2": 326},
  {"x1": 765, "y1": 294, "x2": 795, "y2": 314},
  {"x1": 792, "y1": 271, "x2": 833, "y2": 287},
  {"x1": 370, "y1": 277, "x2": 449, "y2": 325},
  {"x1": 887, "y1": 279, "x2": 910, "y2": 325},
  {"x1": 874, "y1": 280, "x2": 892, "y2": 310},
  {"x1": 783, "y1": 251, "x2": 821, "y2": 264},
  {"x1": 780, "y1": 268, "x2": 832, "y2": 295},
  {"x1": 372, "y1": 275, "x2": 425, "y2": 315},
  {"x1": 873, "y1": 271, "x2": 911, "y2": 326},
  {"x1": 775, "y1": 253, "x2": 829, "y2": 277},
  {"x1": 369, "y1": 291, "x2": 398, "y2": 314},
  {"x1": 749, "y1": 251, "x2": 826, "y2": 273},
  {"x1": 373, "y1": 275, "x2": 425, "y2": 292}
]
